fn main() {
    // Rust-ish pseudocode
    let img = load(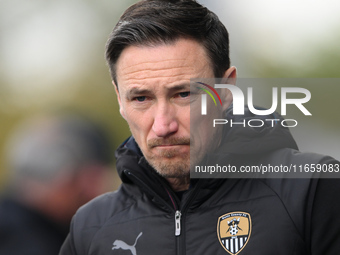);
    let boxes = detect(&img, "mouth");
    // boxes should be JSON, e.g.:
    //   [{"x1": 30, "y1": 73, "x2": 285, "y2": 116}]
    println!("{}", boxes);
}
[
  {"x1": 151, "y1": 144, "x2": 190, "y2": 159},
  {"x1": 155, "y1": 143, "x2": 189, "y2": 148}
]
